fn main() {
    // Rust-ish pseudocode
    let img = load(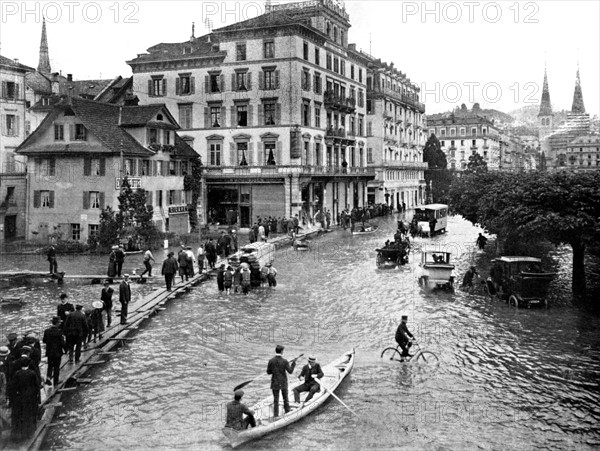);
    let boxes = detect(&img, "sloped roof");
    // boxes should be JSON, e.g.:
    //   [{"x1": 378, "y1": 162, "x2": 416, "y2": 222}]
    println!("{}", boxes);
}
[
  {"x1": 128, "y1": 34, "x2": 225, "y2": 65},
  {"x1": 214, "y1": 8, "x2": 316, "y2": 33},
  {"x1": 0, "y1": 55, "x2": 35, "y2": 72},
  {"x1": 17, "y1": 96, "x2": 198, "y2": 159}
]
